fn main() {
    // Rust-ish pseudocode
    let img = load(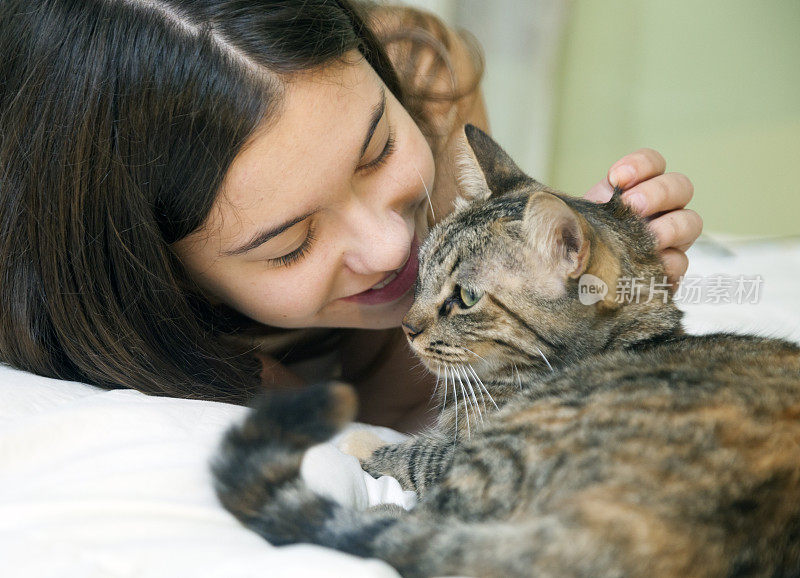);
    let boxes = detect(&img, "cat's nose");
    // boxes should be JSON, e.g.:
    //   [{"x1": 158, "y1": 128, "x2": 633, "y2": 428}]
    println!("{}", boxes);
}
[{"x1": 402, "y1": 321, "x2": 424, "y2": 341}]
